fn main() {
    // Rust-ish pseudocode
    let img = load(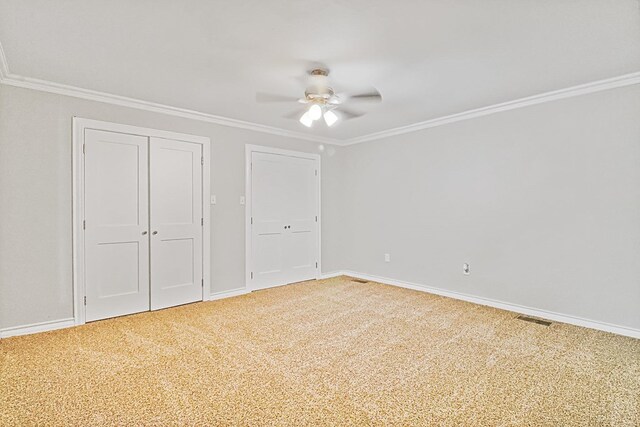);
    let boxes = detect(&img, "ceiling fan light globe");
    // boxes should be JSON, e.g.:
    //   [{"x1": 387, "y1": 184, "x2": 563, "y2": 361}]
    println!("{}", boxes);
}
[
  {"x1": 308, "y1": 104, "x2": 322, "y2": 120},
  {"x1": 324, "y1": 110, "x2": 338, "y2": 127},
  {"x1": 299, "y1": 111, "x2": 314, "y2": 127}
]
